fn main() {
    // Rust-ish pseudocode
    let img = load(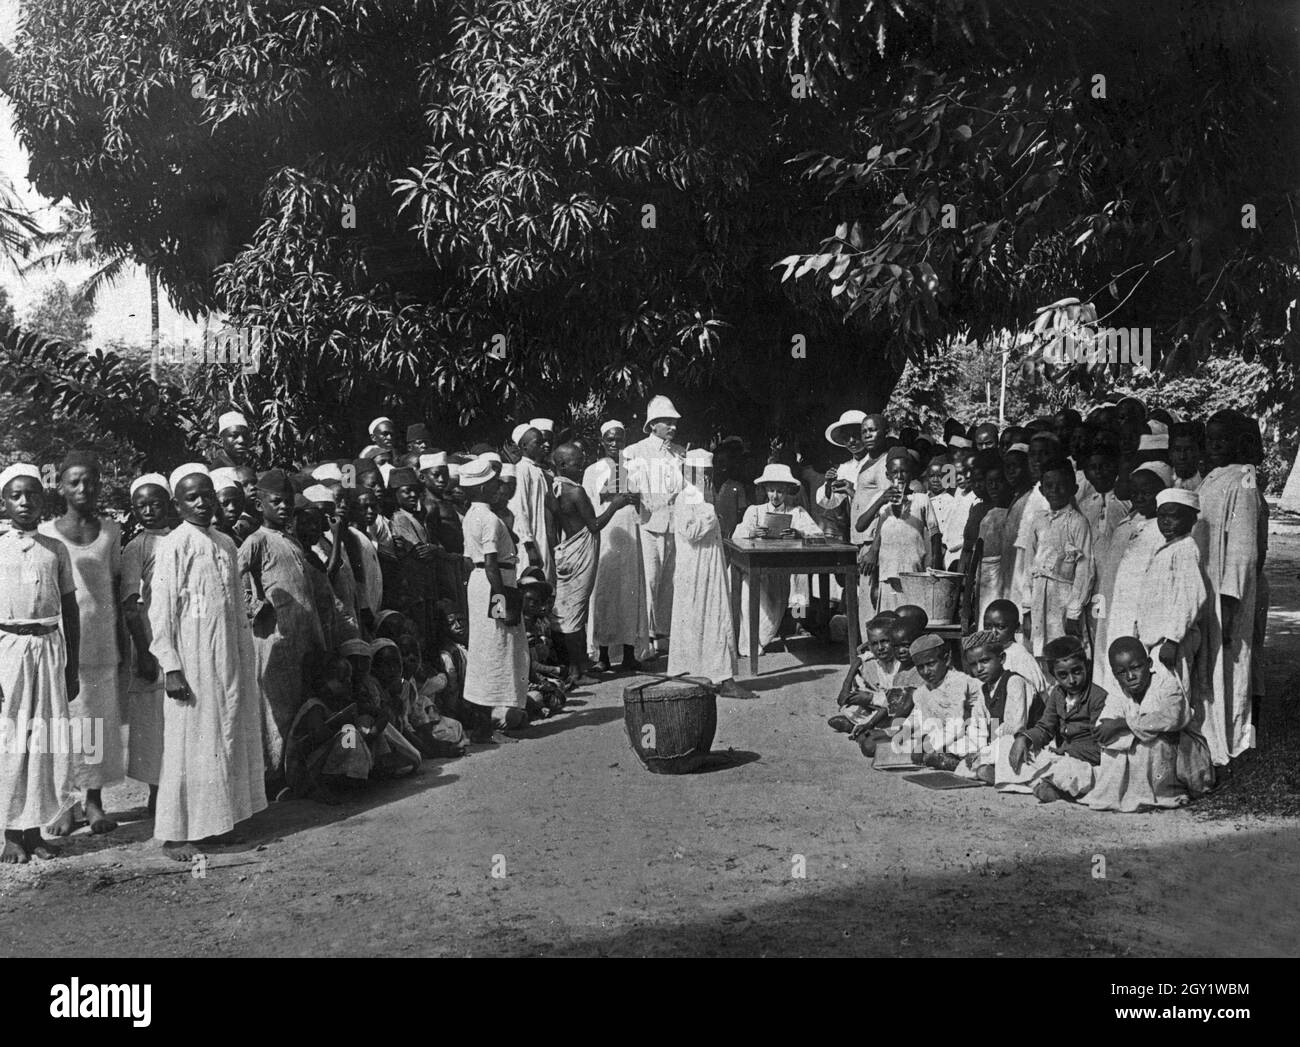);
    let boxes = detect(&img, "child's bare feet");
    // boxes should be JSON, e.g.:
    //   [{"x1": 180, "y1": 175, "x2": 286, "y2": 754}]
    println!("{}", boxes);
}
[
  {"x1": 2, "y1": 830, "x2": 29, "y2": 865},
  {"x1": 22, "y1": 829, "x2": 59, "y2": 859},
  {"x1": 46, "y1": 807, "x2": 79, "y2": 837},
  {"x1": 162, "y1": 840, "x2": 202, "y2": 862},
  {"x1": 85, "y1": 793, "x2": 117, "y2": 835}
]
